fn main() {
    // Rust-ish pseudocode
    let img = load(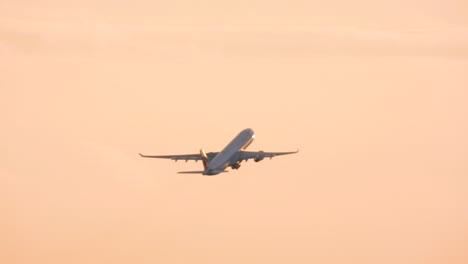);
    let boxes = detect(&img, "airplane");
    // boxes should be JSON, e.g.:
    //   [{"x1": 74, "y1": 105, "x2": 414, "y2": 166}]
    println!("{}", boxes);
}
[{"x1": 139, "y1": 128, "x2": 298, "y2": 175}]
